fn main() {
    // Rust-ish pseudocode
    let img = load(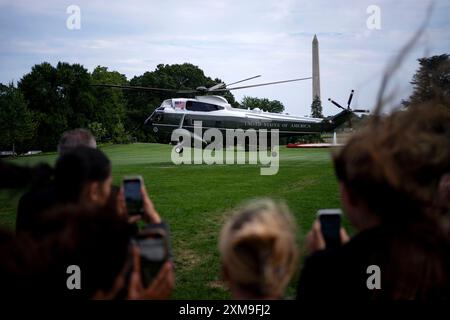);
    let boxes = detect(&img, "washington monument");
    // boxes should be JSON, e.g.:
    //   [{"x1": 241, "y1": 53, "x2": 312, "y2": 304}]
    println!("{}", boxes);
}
[{"x1": 312, "y1": 34, "x2": 321, "y2": 100}]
